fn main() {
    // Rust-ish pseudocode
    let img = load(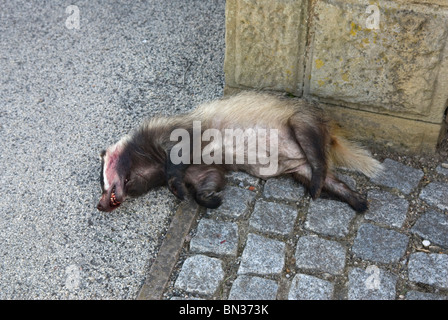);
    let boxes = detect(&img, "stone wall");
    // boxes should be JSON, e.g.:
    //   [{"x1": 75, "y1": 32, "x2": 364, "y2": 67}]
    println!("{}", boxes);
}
[{"x1": 224, "y1": 0, "x2": 448, "y2": 153}]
